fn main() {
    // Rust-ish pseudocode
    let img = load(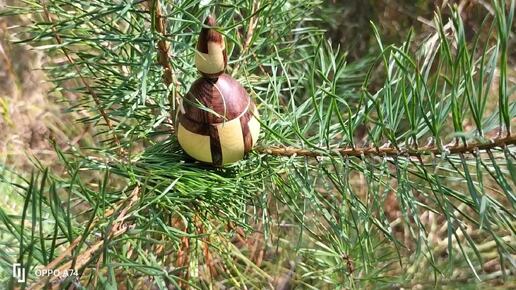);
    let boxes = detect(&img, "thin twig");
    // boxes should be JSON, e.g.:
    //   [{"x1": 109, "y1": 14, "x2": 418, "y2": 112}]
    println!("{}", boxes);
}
[
  {"x1": 233, "y1": 0, "x2": 260, "y2": 74},
  {"x1": 198, "y1": 220, "x2": 217, "y2": 280},
  {"x1": 148, "y1": 0, "x2": 181, "y2": 126},
  {"x1": 173, "y1": 215, "x2": 191, "y2": 289},
  {"x1": 257, "y1": 135, "x2": 516, "y2": 158},
  {"x1": 41, "y1": 3, "x2": 123, "y2": 156}
]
